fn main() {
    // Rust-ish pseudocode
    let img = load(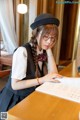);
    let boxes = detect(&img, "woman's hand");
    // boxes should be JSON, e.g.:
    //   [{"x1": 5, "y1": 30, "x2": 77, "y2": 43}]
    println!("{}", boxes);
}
[
  {"x1": 49, "y1": 42, "x2": 55, "y2": 49},
  {"x1": 40, "y1": 72, "x2": 62, "y2": 84}
]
